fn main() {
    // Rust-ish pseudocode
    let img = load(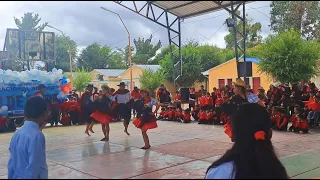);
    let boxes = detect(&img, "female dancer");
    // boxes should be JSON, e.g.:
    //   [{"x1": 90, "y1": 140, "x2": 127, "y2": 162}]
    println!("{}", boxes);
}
[
  {"x1": 81, "y1": 84, "x2": 95, "y2": 136},
  {"x1": 90, "y1": 85, "x2": 115, "y2": 141},
  {"x1": 206, "y1": 103, "x2": 288, "y2": 179},
  {"x1": 133, "y1": 89, "x2": 160, "y2": 149}
]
